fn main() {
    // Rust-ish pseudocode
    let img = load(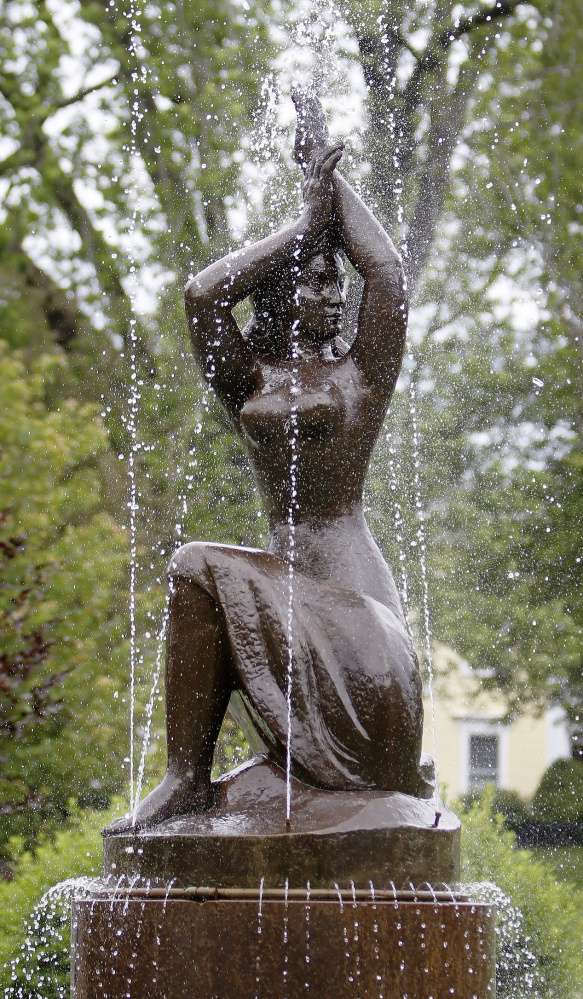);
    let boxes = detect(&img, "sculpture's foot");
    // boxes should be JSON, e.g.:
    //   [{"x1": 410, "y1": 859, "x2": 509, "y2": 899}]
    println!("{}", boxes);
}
[
  {"x1": 104, "y1": 772, "x2": 215, "y2": 834},
  {"x1": 291, "y1": 85, "x2": 329, "y2": 168}
]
